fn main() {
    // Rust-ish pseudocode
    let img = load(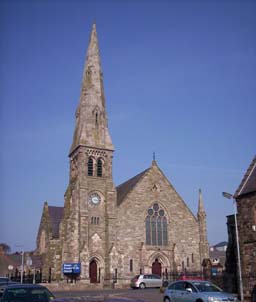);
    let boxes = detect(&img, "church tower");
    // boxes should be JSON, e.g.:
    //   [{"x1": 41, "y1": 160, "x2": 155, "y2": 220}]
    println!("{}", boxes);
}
[
  {"x1": 61, "y1": 24, "x2": 117, "y2": 283},
  {"x1": 197, "y1": 189, "x2": 209, "y2": 264}
]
